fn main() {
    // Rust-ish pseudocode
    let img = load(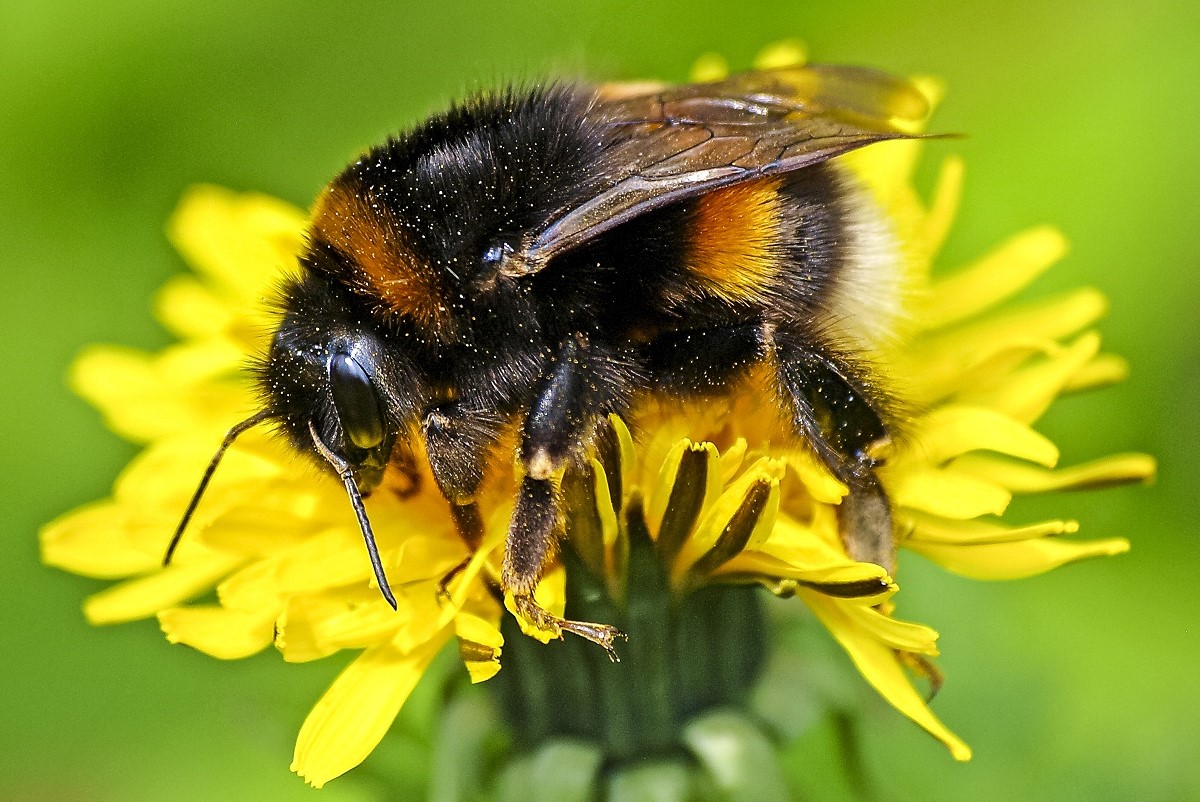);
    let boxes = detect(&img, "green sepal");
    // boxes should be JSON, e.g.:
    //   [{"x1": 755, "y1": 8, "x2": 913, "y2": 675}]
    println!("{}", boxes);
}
[
  {"x1": 427, "y1": 689, "x2": 504, "y2": 802},
  {"x1": 493, "y1": 739, "x2": 603, "y2": 802},
  {"x1": 607, "y1": 758, "x2": 701, "y2": 802},
  {"x1": 682, "y1": 709, "x2": 791, "y2": 800}
]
